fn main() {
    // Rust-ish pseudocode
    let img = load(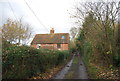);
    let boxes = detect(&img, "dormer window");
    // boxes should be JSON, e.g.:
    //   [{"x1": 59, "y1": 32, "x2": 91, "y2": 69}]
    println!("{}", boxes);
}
[{"x1": 61, "y1": 36, "x2": 65, "y2": 39}]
